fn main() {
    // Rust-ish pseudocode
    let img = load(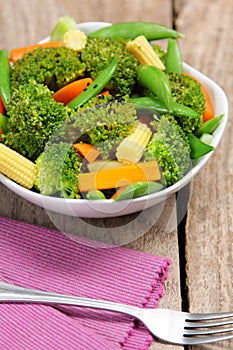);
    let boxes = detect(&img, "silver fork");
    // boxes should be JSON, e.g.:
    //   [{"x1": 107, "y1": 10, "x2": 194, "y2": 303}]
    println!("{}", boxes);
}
[{"x1": 0, "y1": 281, "x2": 232, "y2": 346}]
